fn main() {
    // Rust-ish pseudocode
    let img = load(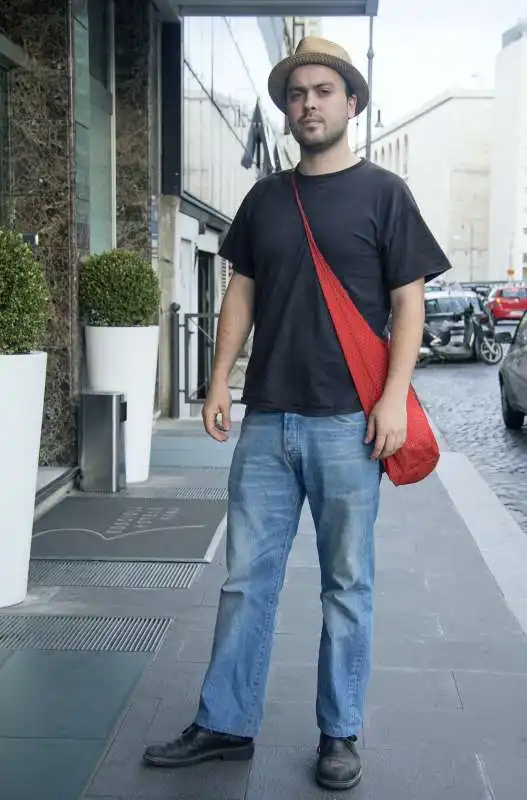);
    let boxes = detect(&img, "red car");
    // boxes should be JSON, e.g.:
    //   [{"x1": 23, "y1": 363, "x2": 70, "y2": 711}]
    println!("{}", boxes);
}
[{"x1": 488, "y1": 285, "x2": 527, "y2": 323}]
